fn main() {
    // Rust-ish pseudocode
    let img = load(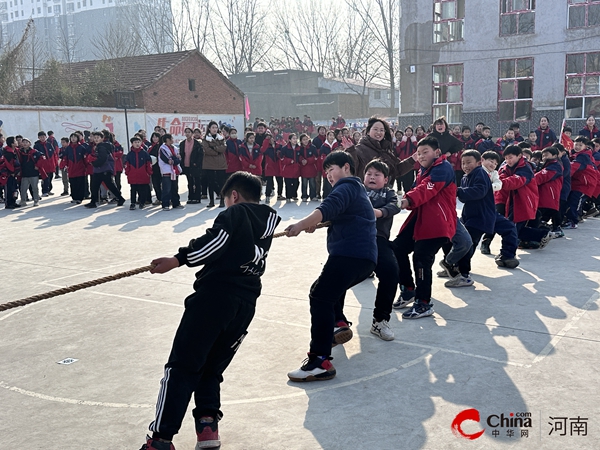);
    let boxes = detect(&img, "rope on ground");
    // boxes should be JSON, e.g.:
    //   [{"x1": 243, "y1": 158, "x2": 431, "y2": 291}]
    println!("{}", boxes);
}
[
  {"x1": 0, "y1": 222, "x2": 331, "y2": 313},
  {"x1": 0, "y1": 265, "x2": 154, "y2": 313}
]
